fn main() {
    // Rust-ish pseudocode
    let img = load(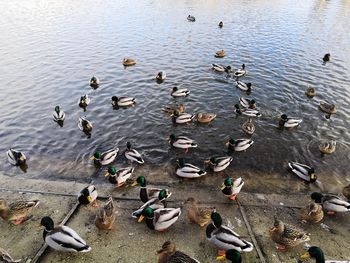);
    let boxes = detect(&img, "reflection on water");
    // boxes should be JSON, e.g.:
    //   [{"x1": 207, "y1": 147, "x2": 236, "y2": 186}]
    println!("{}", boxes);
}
[{"x1": 0, "y1": 0, "x2": 349, "y2": 193}]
